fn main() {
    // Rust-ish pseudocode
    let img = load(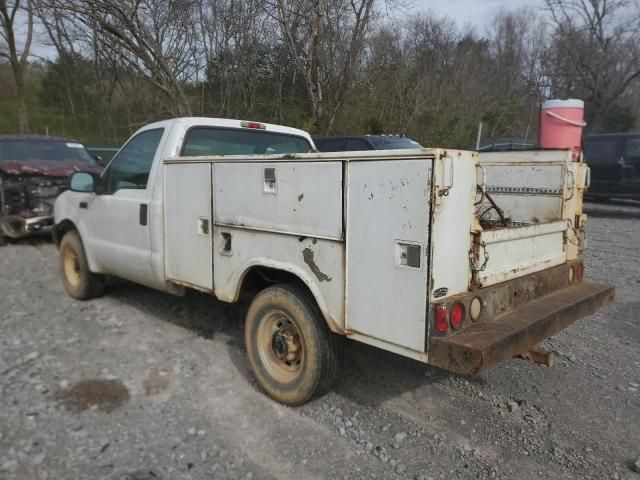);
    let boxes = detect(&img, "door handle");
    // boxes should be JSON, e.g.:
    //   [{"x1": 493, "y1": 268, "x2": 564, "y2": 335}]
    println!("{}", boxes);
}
[
  {"x1": 79, "y1": 201, "x2": 88, "y2": 209},
  {"x1": 139, "y1": 204, "x2": 148, "y2": 226}
]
